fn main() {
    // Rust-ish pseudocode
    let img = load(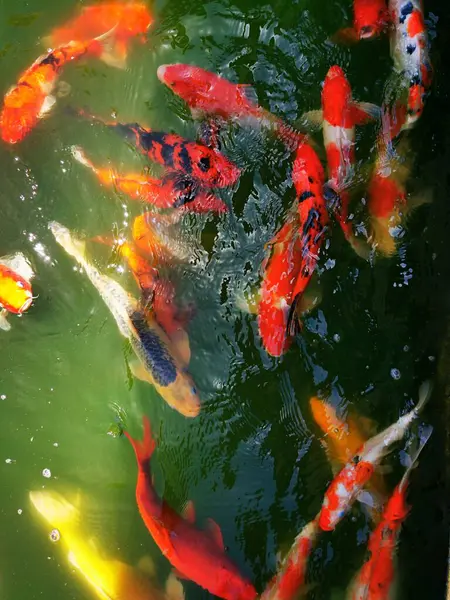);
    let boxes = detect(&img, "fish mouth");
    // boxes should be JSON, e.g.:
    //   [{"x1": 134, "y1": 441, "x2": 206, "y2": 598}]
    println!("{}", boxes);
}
[
  {"x1": 359, "y1": 26, "x2": 374, "y2": 39},
  {"x1": 19, "y1": 295, "x2": 33, "y2": 313},
  {"x1": 181, "y1": 402, "x2": 201, "y2": 418}
]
